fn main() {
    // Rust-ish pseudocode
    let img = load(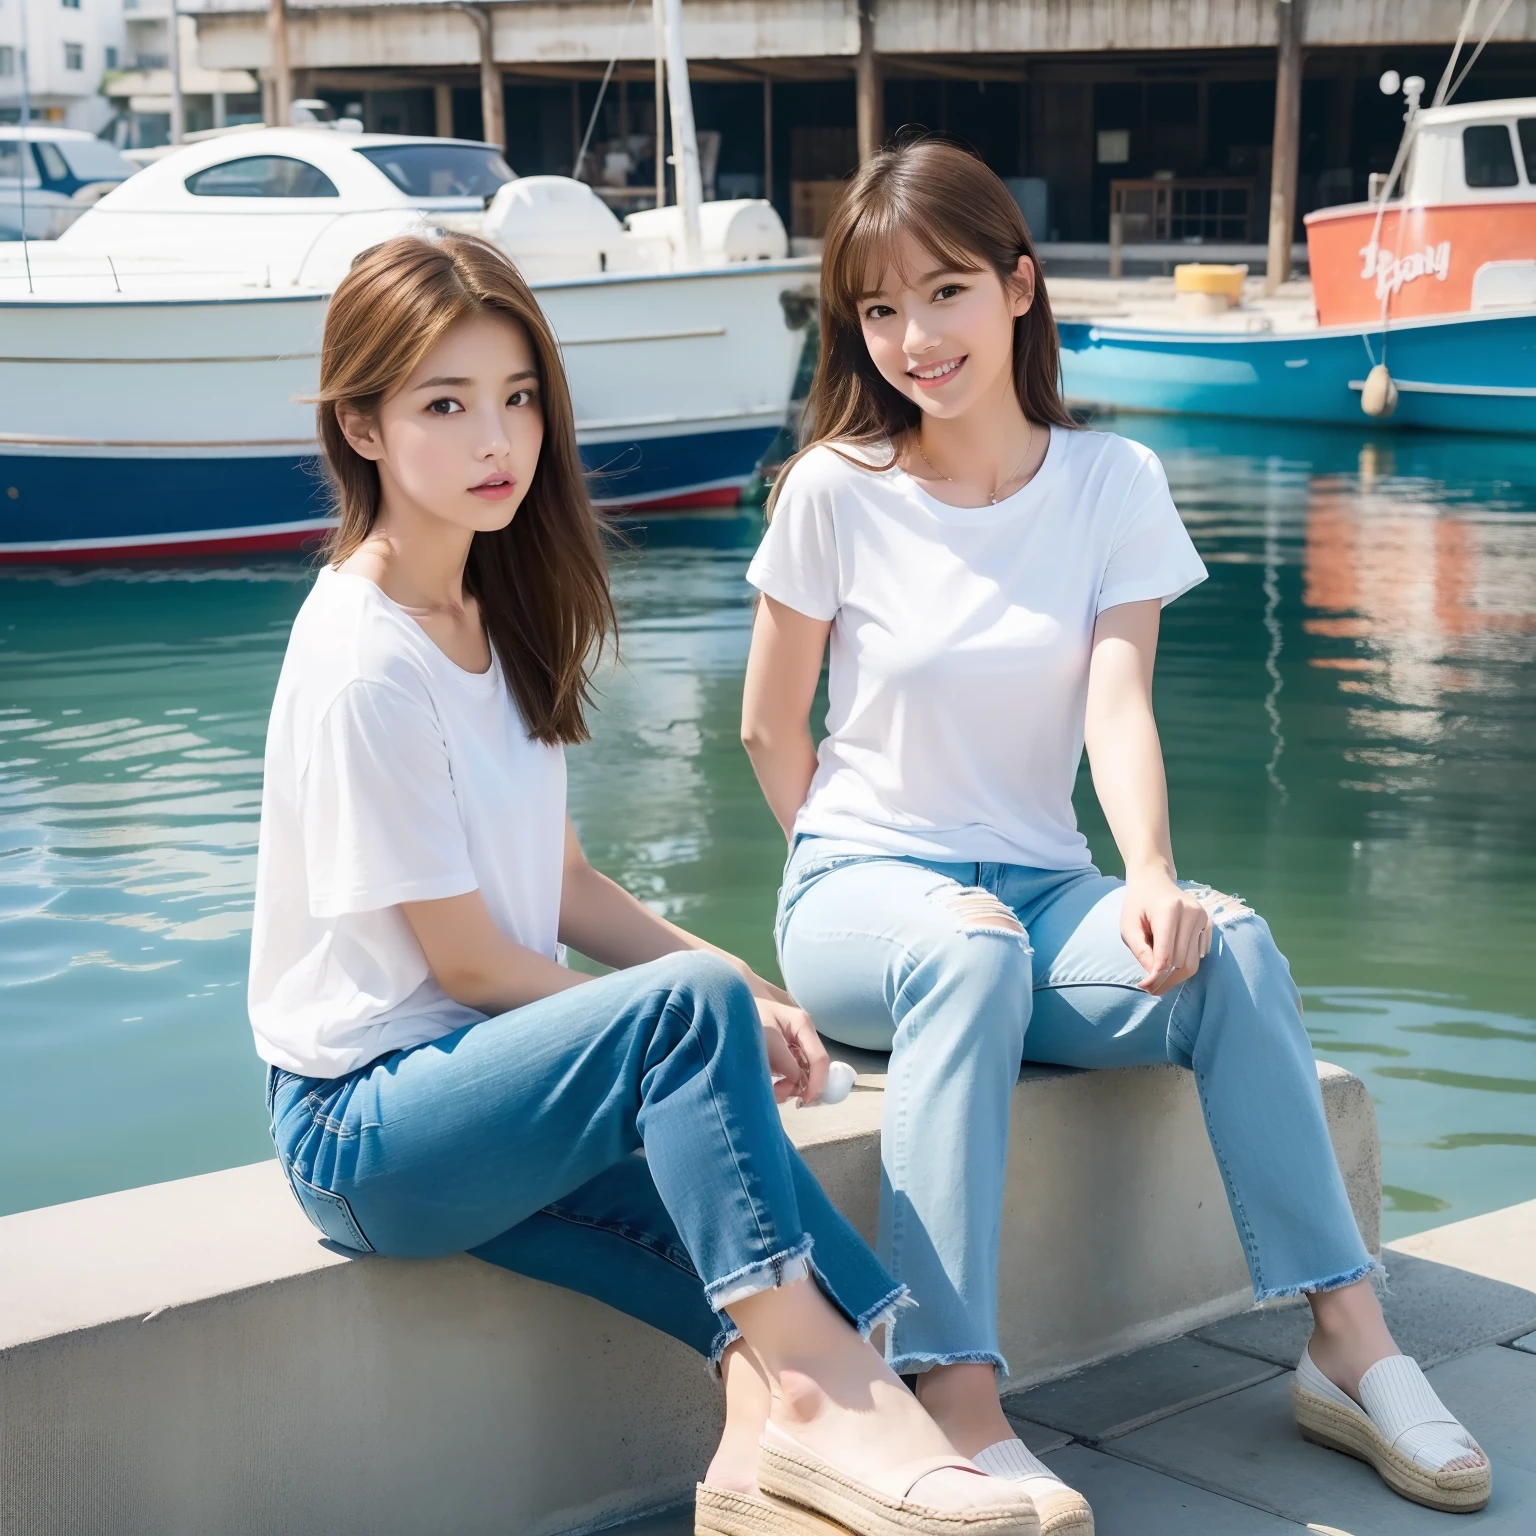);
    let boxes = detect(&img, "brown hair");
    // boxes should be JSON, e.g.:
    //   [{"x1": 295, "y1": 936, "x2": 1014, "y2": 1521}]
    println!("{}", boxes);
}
[
  {"x1": 772, "y1": 137, "x2": 1076, "y2": 509},
  {"x1": 316, "y1": 233, "x2": 614, "y2": 746}
]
